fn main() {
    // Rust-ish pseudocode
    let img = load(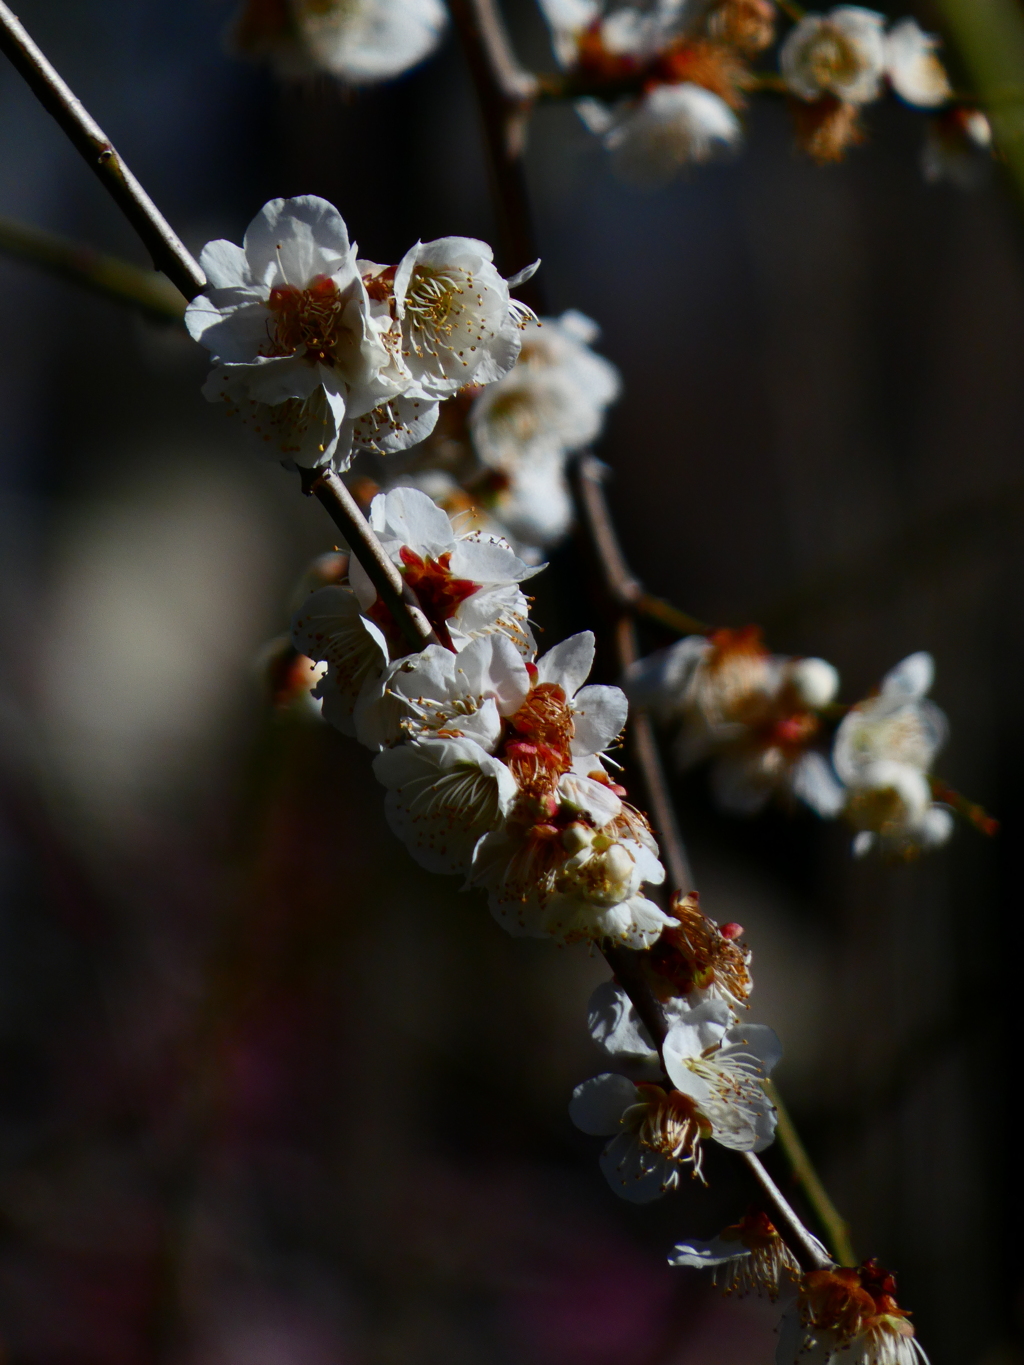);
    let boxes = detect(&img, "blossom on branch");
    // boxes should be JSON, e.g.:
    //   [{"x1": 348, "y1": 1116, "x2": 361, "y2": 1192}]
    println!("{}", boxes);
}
[
  {"x1": 571, "y1": 999, "x2": 780, "y2": 1197},
  {"x1": 627, "y1": 628, "x2": 843, "y2": 816},
  {"x1": 187, "y1": 199, "x2": 531, "y2": 469},
  {"x1": 777, "y1": 1262, "x2": 928, "y2": 1365},
  {"x1": 780, "y1": 7, "x2": 886, "y2": 105},
  {"x1": 669, "y1": 1208, "x2": 803, "y2": 1299},
  {"x1": 291, "y1": 487, "x2": 539, "y2": 743},
  {"x1": 231, "y1": 0, "x2": 447, "y2": 85}
]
